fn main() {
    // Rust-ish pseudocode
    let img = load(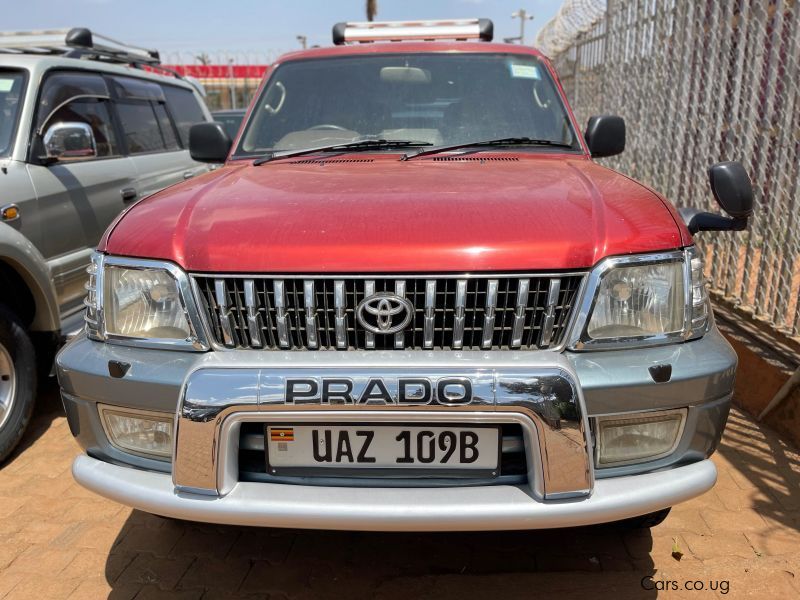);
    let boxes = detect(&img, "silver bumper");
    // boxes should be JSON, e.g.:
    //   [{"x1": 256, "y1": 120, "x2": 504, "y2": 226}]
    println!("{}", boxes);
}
[{"x1": 73, "y1": 454, "x2": 716, "y2": 531}]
